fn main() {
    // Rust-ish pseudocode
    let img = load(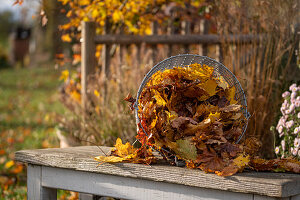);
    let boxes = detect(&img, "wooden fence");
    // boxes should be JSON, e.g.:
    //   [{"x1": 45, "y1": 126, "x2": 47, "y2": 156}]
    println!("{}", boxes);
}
[{"x1": 80, "y1": 21, "x2": 261, "y2": 105}]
